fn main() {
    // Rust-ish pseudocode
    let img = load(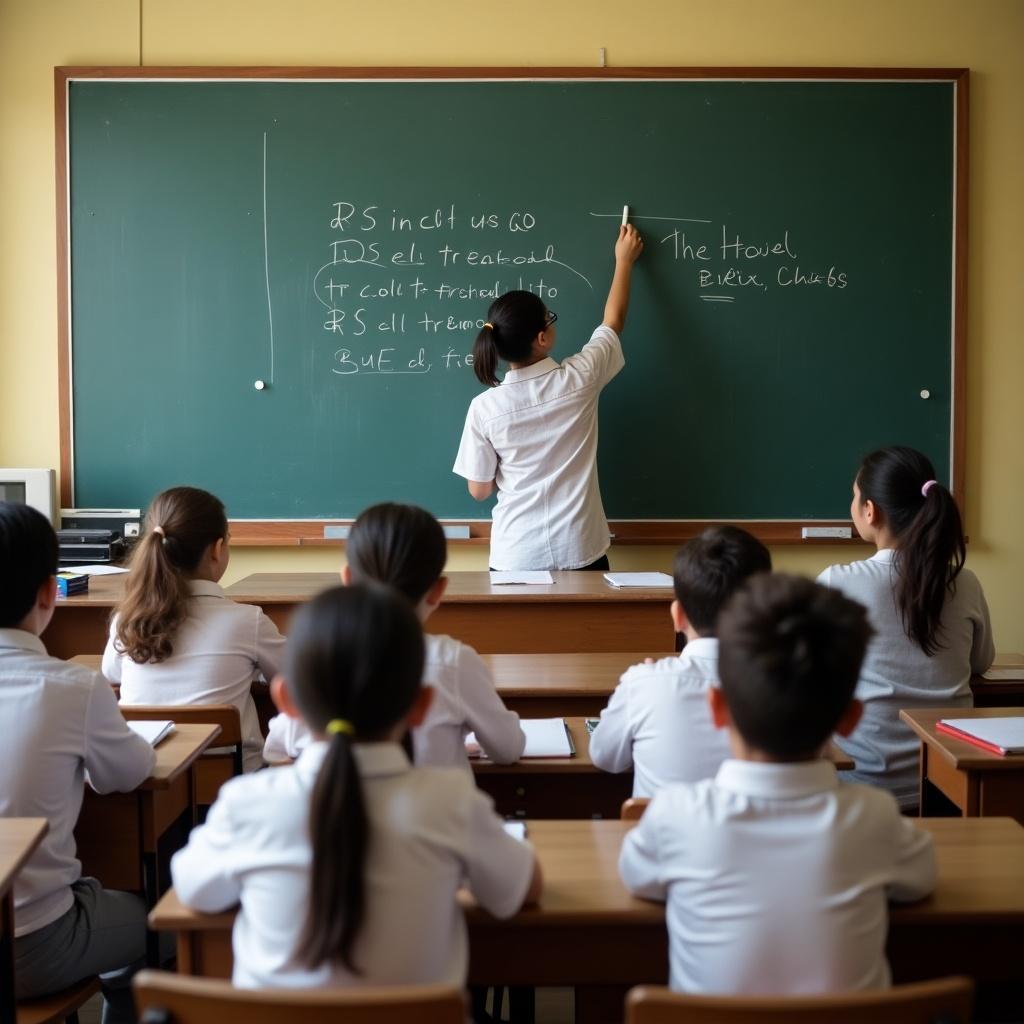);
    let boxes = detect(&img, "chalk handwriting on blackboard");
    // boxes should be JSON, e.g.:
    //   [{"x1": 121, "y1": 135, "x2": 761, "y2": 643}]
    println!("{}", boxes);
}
[{"x1": 310, "y1": 202, "x2": 849, "y2": 377}]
